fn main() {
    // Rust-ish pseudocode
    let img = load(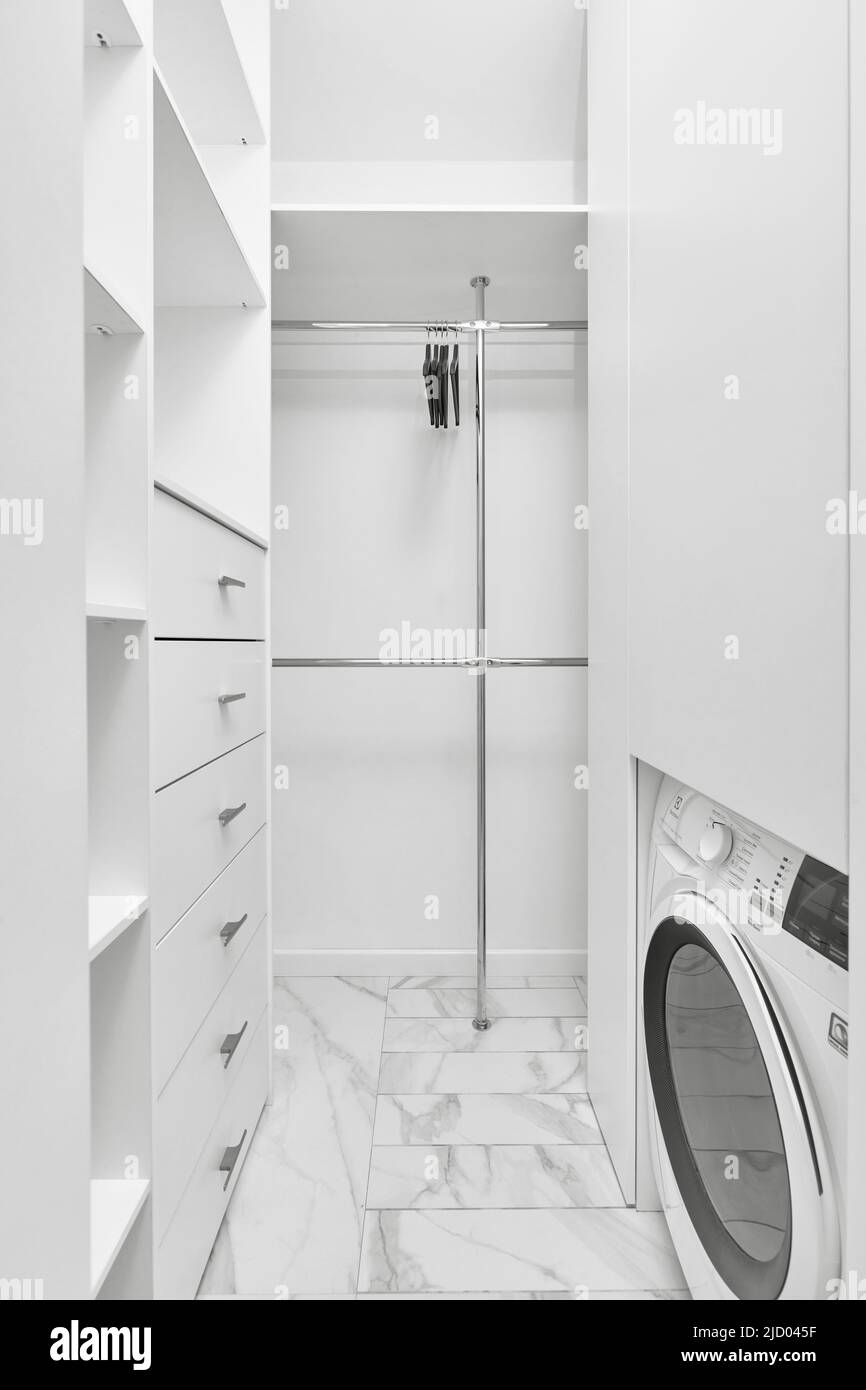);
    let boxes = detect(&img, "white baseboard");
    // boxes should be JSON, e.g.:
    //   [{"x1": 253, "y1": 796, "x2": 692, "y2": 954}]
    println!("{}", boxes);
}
[{"x1": 272, "y1": 946, "x2": 587, "y2": 978}]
